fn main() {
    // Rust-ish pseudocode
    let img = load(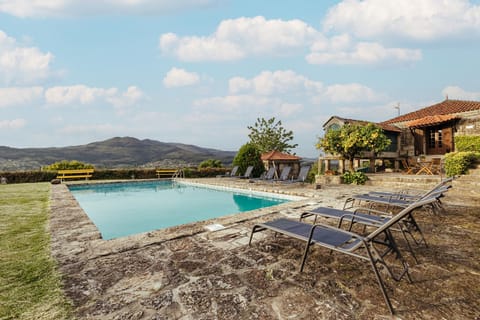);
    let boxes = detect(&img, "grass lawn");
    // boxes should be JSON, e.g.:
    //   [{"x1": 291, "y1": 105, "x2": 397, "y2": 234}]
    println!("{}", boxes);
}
[{"x1": 0, "y1": 183, "x2": 73, "y2": 320}]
